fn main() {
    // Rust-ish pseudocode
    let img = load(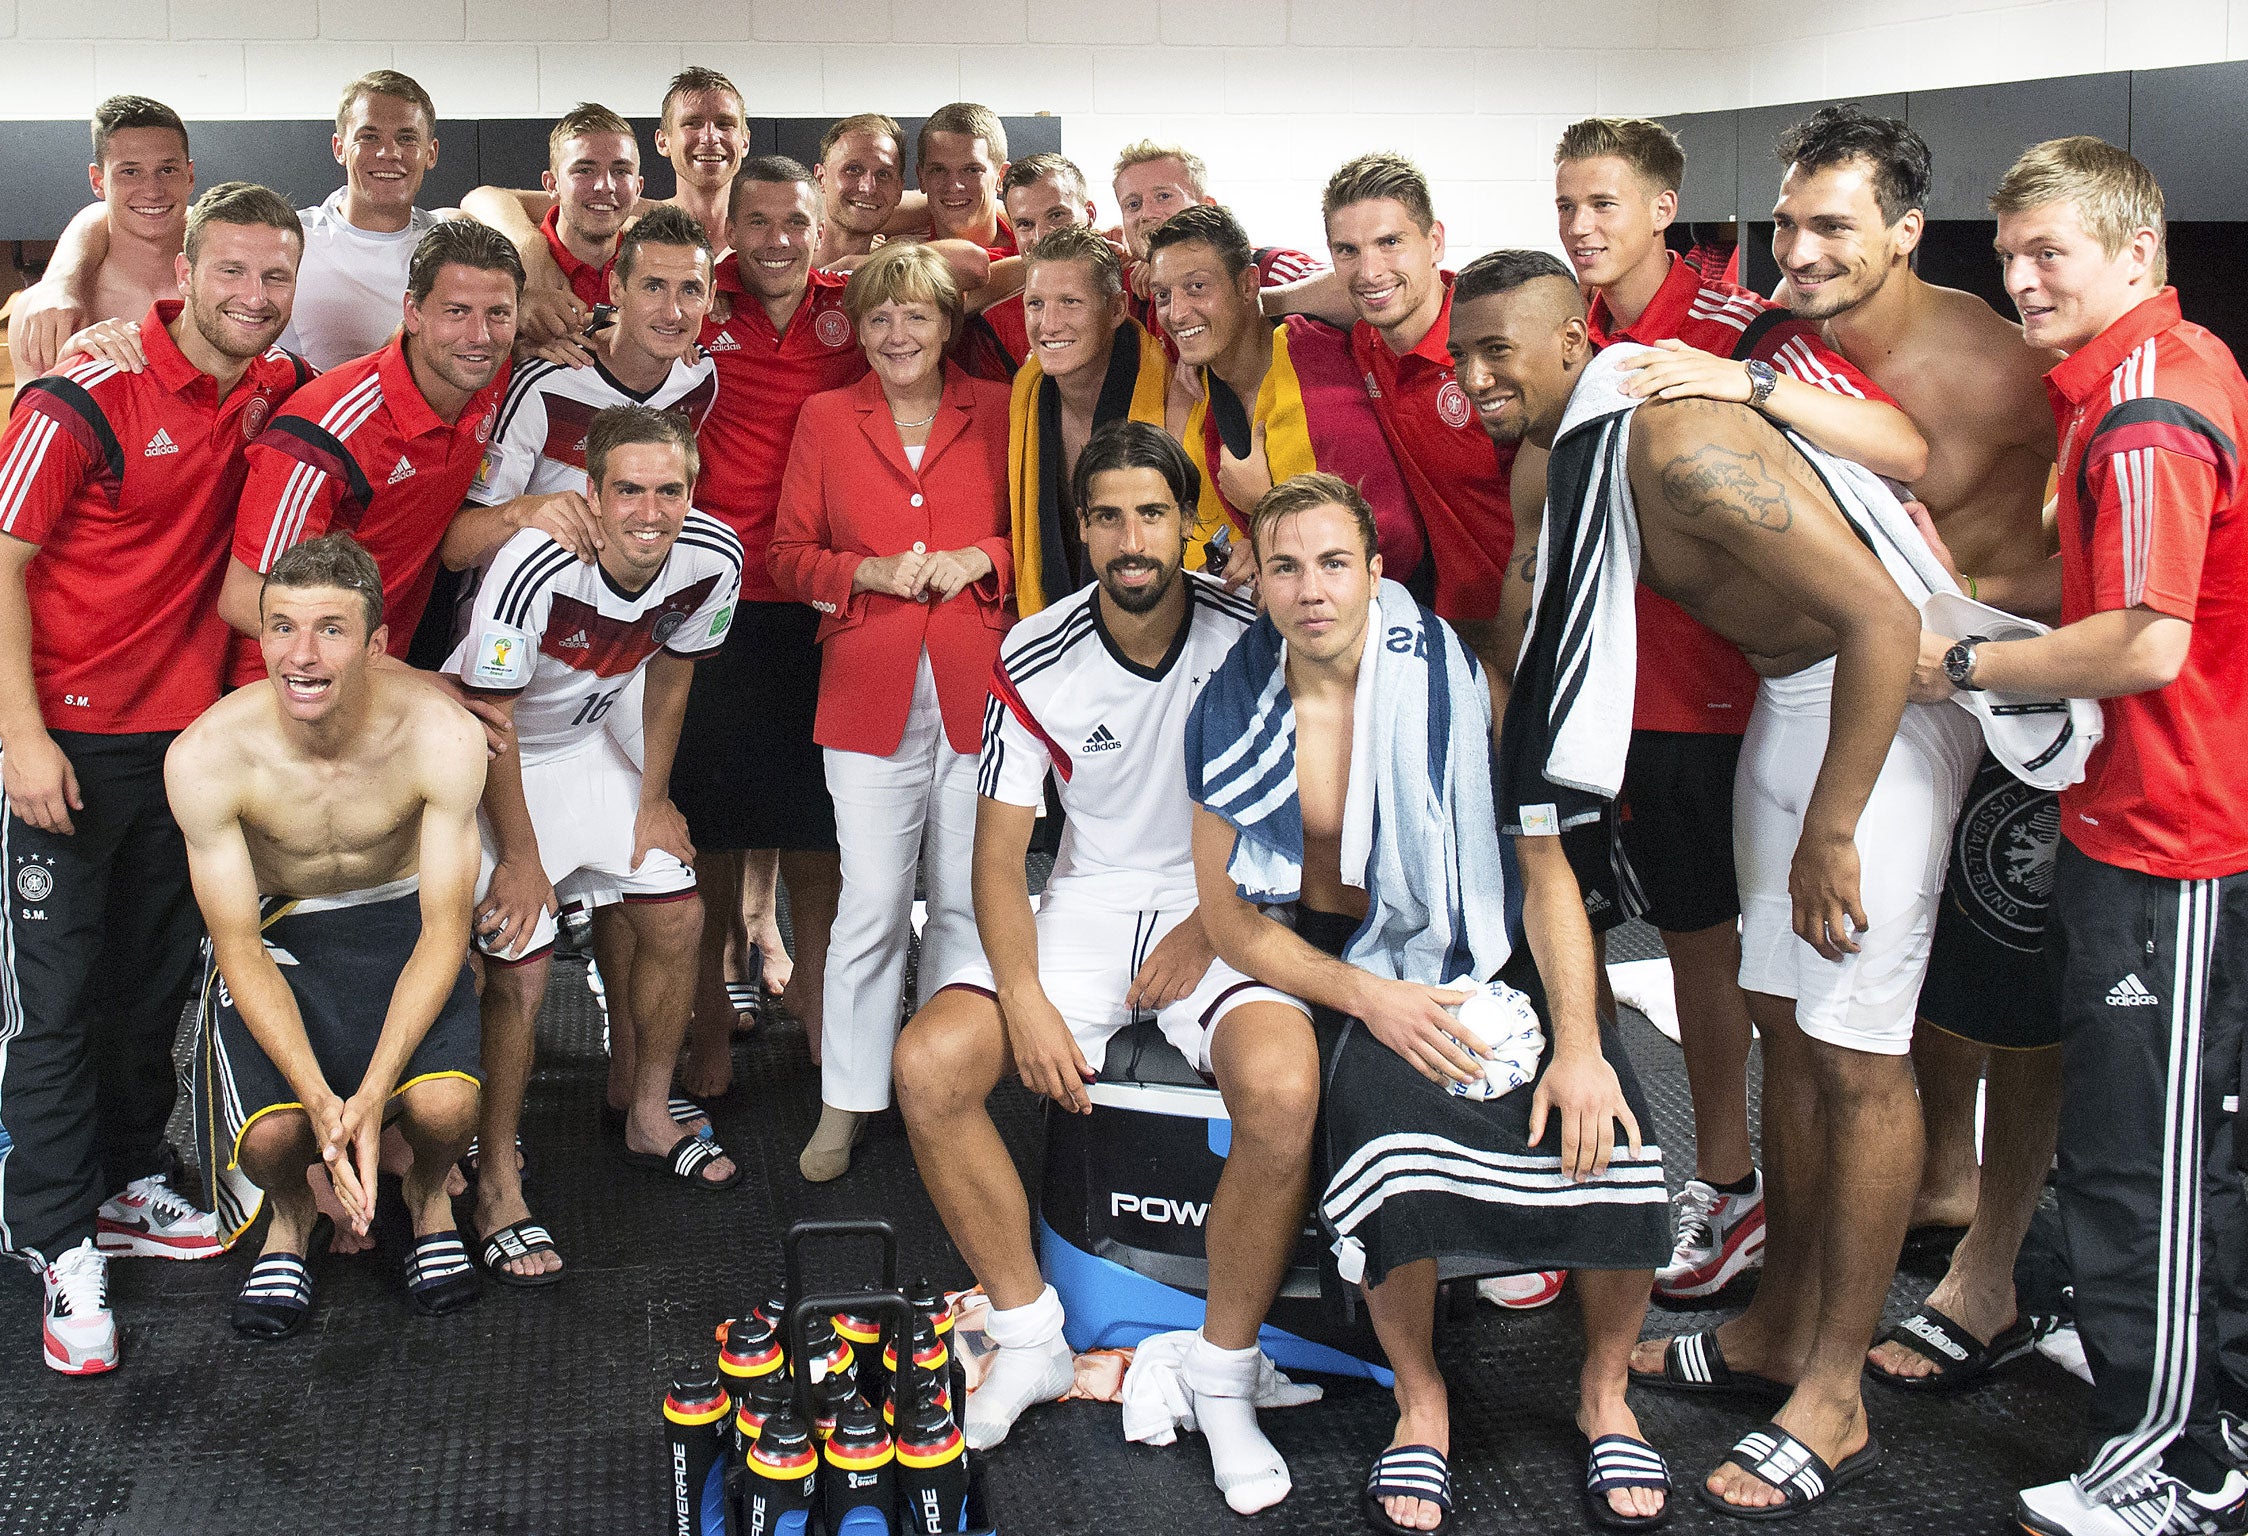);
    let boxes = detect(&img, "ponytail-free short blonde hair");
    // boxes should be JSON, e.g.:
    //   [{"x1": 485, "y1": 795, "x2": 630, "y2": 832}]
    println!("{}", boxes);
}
[{"x1": 1991, "y1": 135, "x2": 2166, "y2": 287}]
